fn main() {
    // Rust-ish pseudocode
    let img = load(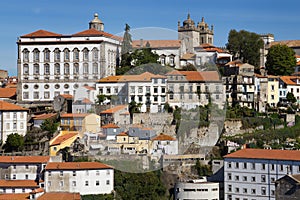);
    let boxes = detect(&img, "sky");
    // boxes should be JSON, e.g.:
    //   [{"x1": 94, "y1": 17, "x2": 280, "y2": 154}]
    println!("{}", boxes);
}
[{"x1": 0, "y1": 0, "x2": 299, "y2": 76}]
